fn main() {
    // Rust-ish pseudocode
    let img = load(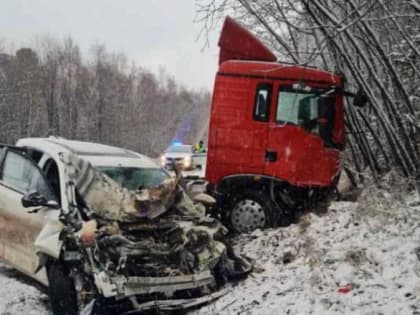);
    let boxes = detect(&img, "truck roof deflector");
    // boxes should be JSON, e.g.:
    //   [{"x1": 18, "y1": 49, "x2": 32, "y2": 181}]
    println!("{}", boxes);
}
[{"x1": 218, "y1": 16, "x2": 277, "y2": 65}]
